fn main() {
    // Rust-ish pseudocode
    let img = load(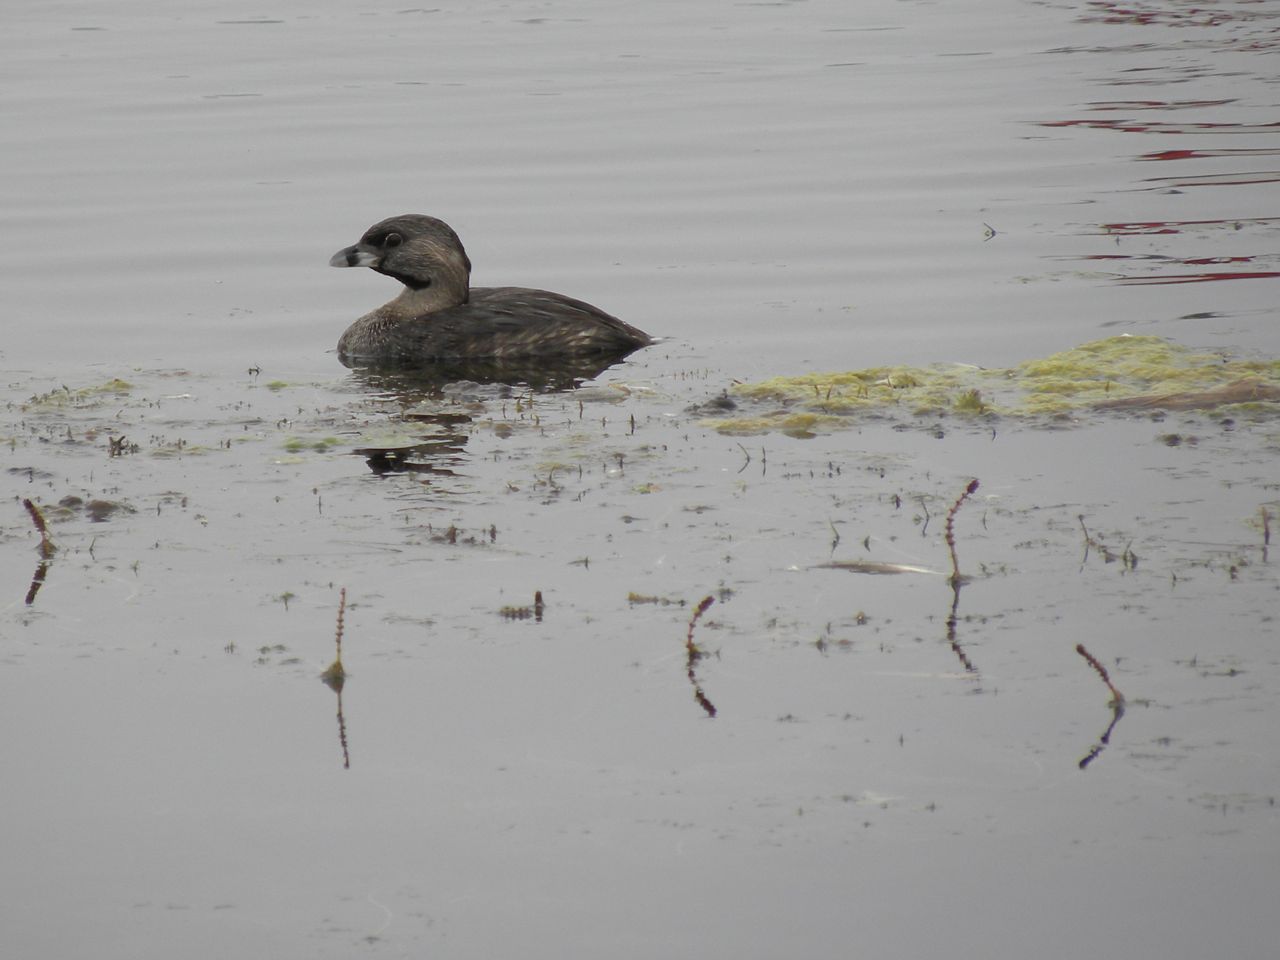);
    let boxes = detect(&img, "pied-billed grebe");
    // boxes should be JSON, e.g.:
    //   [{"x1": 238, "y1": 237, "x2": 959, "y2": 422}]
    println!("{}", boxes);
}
[{"x1": 329, "y1": 214, "x2": 651, "y2": 366}]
